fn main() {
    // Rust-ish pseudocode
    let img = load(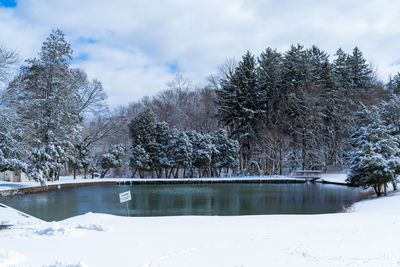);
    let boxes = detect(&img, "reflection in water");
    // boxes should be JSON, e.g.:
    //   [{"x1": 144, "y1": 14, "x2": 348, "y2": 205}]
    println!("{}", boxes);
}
[{"x1": 0, "y1": 183, "x2": 370, "y2": 221}]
